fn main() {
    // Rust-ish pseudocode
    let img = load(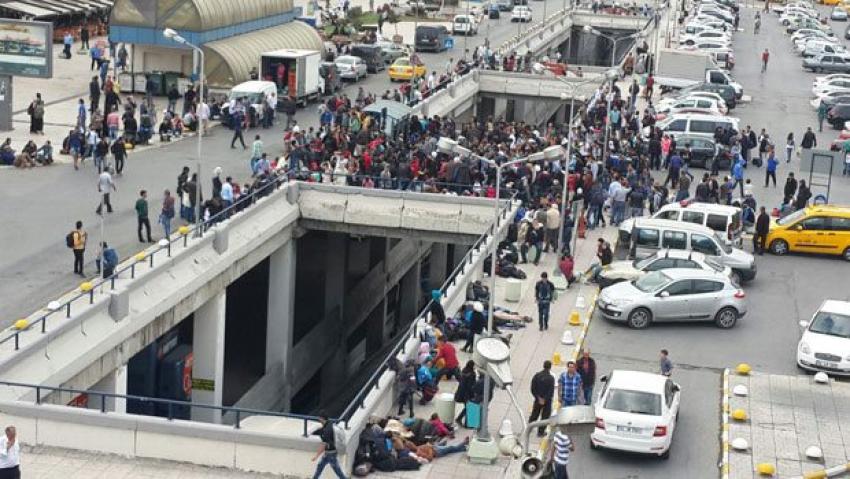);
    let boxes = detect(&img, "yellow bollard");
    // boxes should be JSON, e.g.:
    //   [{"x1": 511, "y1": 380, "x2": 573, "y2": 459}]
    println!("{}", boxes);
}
[
  {"x1": 134, "y1": 252, "x2": 146, "y2": 262},
  {"x1": 568, "y1": 311, "x2": 582, "y2": 326},
  {"x1": 552, "y1": 352, "x2": 562, "y2": 366},
  {"x1": 14, "y1": 319, "x2": 28, "y2": 330},
  {"x1": 79, "y1": 282, "x2": 93, "y2": 292},
  {"x1": 736, "y1": 363, "x2": 752, "y2": 375},
  {"x1": 731, "y1": 409, "x2": 748, "y2": 421},
  {"x1": 178, "y1": 225, "x2": 190, "y2": 235},
  {"x1": 756, "y1": 463, "x2": 776, "y2": 476}
]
